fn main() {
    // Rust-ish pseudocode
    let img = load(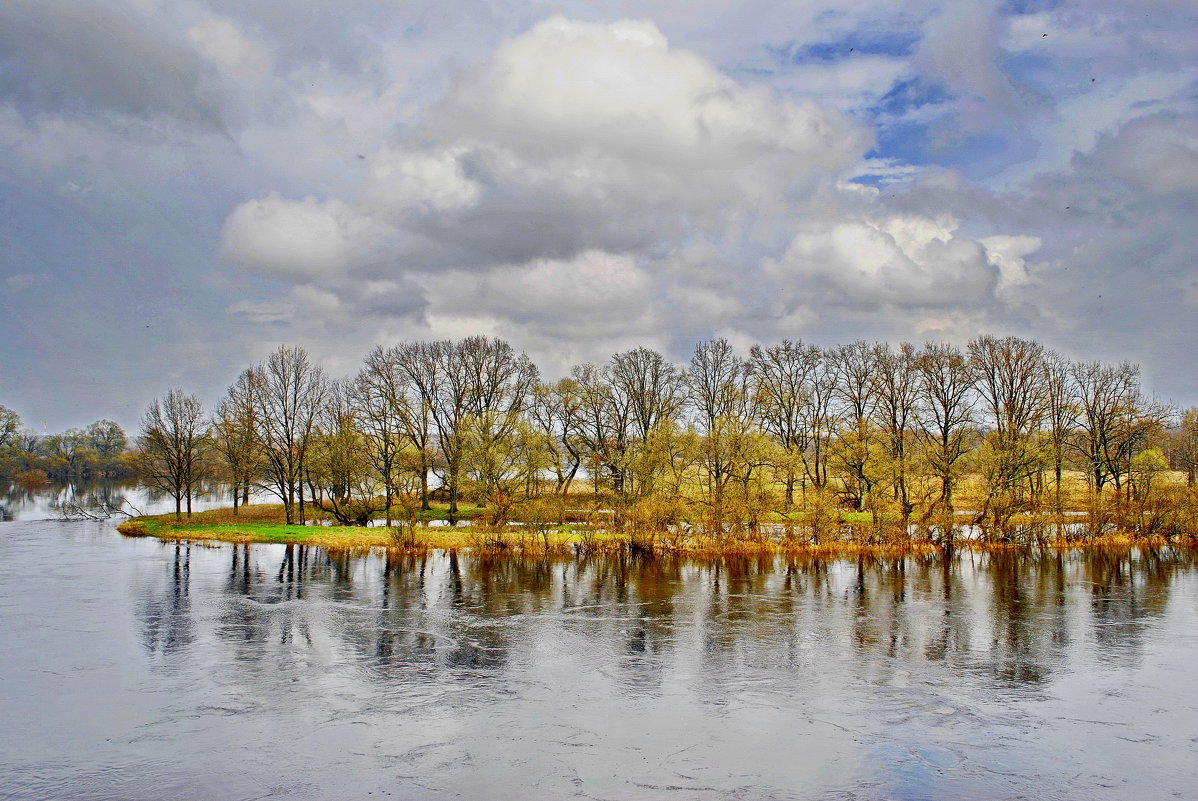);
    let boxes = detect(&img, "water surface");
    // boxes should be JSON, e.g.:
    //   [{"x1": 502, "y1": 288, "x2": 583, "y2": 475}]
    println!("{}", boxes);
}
[{"x1": 1, "y1": 506, "x2": 1196, "y2": 799}]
